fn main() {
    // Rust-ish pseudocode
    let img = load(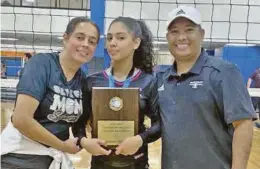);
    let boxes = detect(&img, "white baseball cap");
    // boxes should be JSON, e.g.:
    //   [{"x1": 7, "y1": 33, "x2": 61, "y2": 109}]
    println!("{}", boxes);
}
[{"x1": 167, "y1": 6, "x2": 202, "y2": 30}]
